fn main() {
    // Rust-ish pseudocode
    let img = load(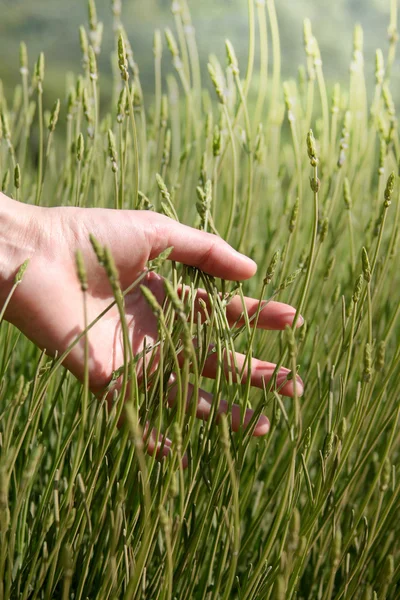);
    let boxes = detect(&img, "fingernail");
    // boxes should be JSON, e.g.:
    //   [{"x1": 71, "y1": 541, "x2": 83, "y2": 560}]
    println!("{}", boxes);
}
[{"x1": 297, "y1": 315, "x2": 304, "y2": 327}]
